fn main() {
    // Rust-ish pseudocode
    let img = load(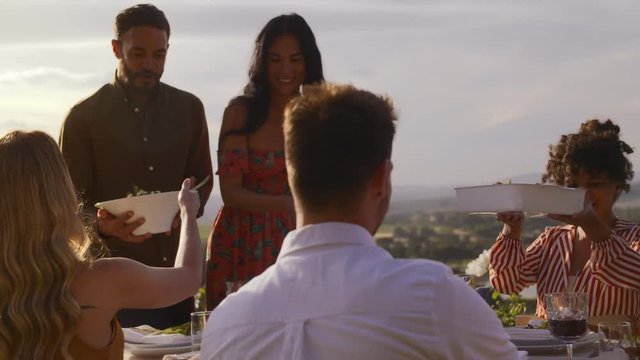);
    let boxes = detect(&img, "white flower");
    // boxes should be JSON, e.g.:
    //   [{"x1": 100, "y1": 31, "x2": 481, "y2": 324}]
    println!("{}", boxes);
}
[{"x1": 465, "y1": 249, "x2": 491, "y2": 277}]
